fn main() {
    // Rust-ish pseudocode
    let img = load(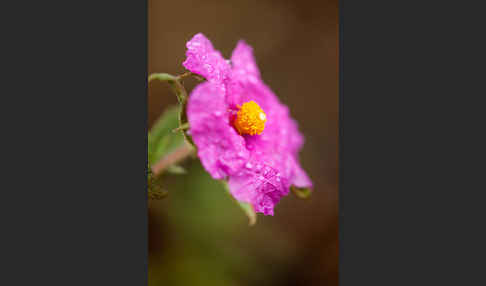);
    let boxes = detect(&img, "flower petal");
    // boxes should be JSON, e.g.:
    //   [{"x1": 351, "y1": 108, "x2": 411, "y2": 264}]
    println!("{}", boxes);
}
[
  {"x1": 230, "y1": 40, "x2": 261, "y2": 84},
  {"x1": 246, "y1": 109, "x2": 313, "y2": 191},
  {"x1": 228, "y1": 158, "x2": 289, "y2": 216},
  {"x1": 289, "y1": 157, "x2": 313, "y2": 189},
  {"x1": 183, "y1": 33, "x2": 231, "y2": 83},
  {"x1": 187, "y1": 82, "x2": 249, "y2": 179}
]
